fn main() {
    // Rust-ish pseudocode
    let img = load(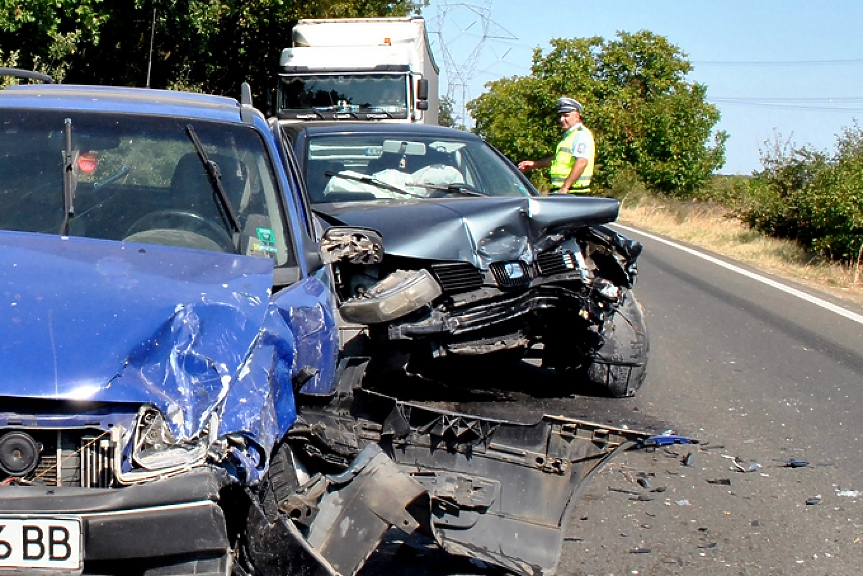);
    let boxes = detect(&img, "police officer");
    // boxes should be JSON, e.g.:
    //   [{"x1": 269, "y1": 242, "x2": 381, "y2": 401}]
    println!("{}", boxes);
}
[{"x1": 518, "y1": 97, "x2": 594, "y2": 194}]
